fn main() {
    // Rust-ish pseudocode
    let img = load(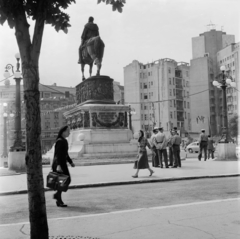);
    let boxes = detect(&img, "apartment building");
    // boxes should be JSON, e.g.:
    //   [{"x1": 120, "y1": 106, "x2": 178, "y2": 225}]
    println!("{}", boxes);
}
[
  {"x1": 190, "y1": 29, "x2": 235, "y2": 136},
  {"x1": 124, "y1": 59, "x2": 191, "y2": 136}
]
